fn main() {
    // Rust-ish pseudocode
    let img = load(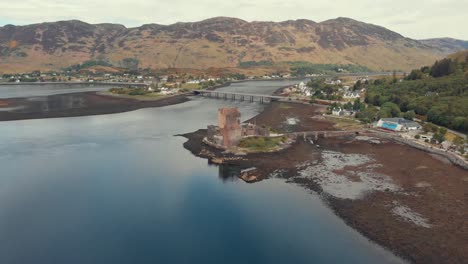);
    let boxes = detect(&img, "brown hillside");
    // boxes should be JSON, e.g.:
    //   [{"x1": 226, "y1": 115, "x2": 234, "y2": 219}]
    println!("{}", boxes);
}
[
  {"x1": 419, "y1": 38, "x2": 468, "y2": 55},
  {"x1": 447, "y1": 50, "x2": 468, "y2": 62},
  {"x1": 0, "y1": 17, "x2": 445, "y2": 73}
]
